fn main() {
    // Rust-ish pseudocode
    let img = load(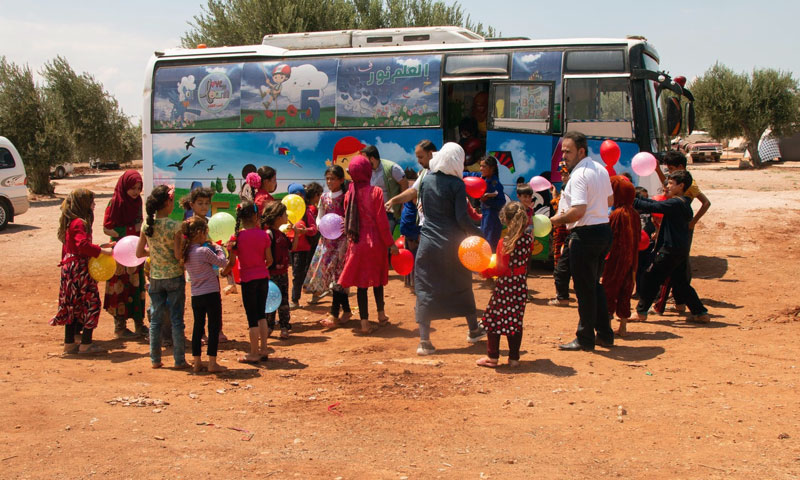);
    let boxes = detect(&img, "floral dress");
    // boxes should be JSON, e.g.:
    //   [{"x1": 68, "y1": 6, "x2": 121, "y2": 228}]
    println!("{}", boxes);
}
[
  {"x1": 303, "y1": 191, "x2": 347, "y2": 294},
  {"x1": 103, "y1": 224, "x2": 146, "y2": 323},
  {"x1": 481, "y1": 233, "x2": 533, "y2": 335}
]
